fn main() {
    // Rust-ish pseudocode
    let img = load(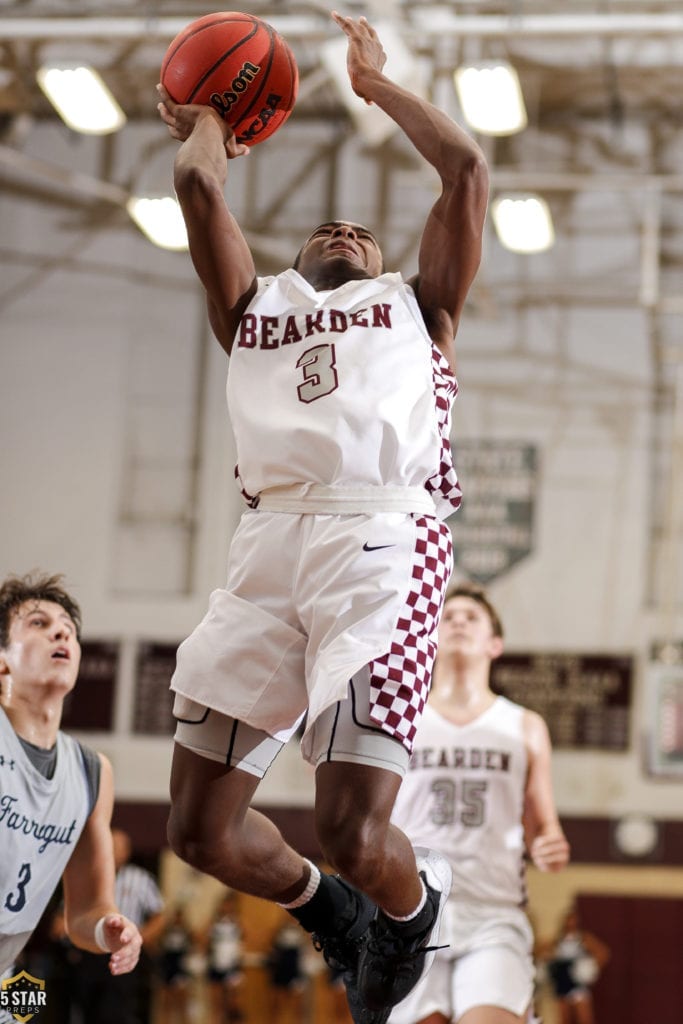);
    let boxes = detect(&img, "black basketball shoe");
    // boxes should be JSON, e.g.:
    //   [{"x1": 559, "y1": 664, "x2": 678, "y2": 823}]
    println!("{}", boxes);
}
[
  {"x1": 311, "y1": 876, "x2": 378, "y2": 1024},
  {"x1": 356, "y1": 847, "x2": 452, "y2": 1017}
]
